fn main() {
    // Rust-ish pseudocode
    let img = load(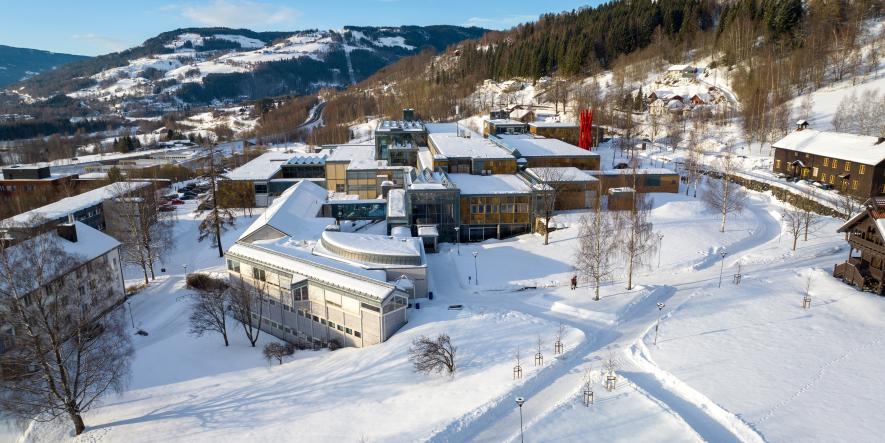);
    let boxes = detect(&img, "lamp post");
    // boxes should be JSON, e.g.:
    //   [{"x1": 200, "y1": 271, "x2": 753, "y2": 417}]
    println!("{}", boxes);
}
[
  {"x1": 472, "y1": 251, "x2": 479, "y2": 285},
  {"x1": 718, "y1": 250, "x2": 727, "y2": 288},
  {"x1": 654, "y1": 302, "x2": 665, "y2": 345},
  {"x1": 183, "y1": 264, "x2": 188, "y2": 276},
  {"x1": 515, "y1": 396, "x2": 526, "y2": 443},
  {"x1": 454, "y1": 226, "x2": 460, "y2": 255},
  {"x1": 657, "y1": 233, "x2": 664, "y2": 269},
  {"x1": 127, "y1": 301, "x2": 135, "y2": 329}
]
